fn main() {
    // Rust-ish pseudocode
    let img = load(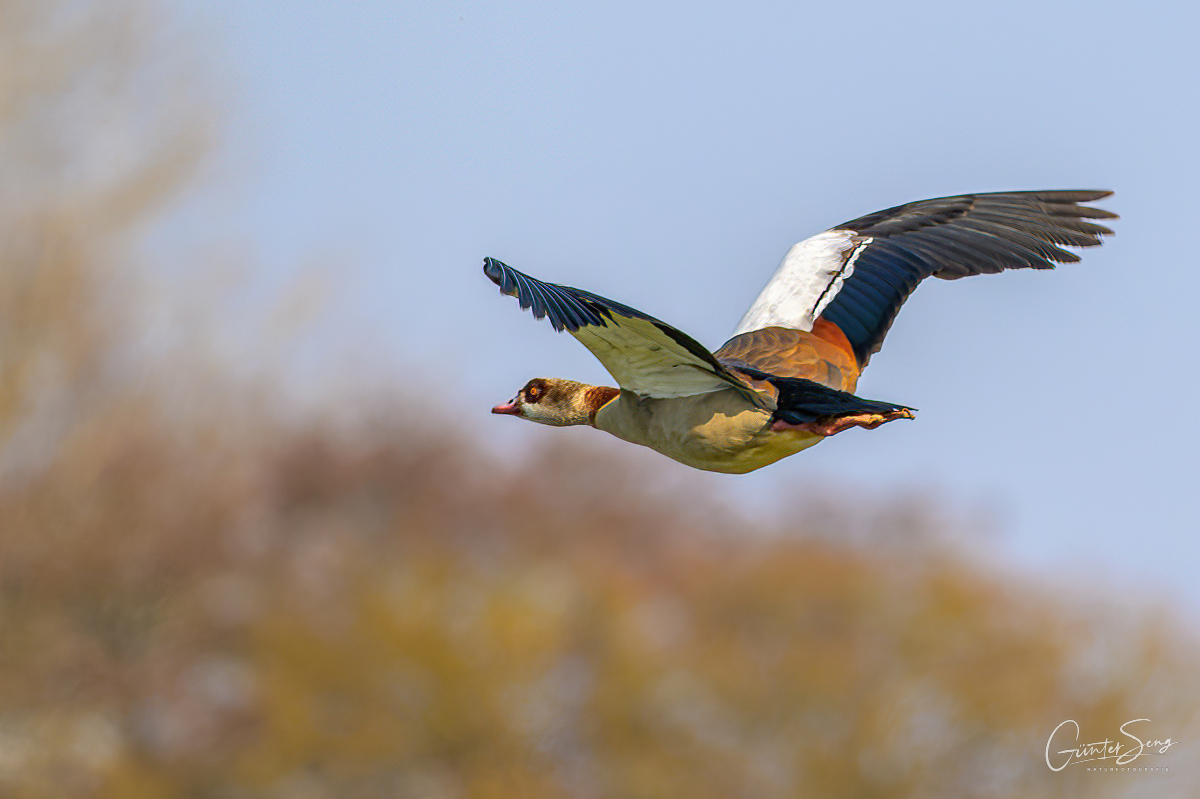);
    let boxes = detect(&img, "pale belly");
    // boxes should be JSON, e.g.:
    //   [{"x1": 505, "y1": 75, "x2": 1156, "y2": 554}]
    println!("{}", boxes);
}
[
  {"x1": 677, "y1": 427, "x2": 824, "y2": 474},
  {"x1": 594, "y1": 390, "x2": 825, "y2": 474}
]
